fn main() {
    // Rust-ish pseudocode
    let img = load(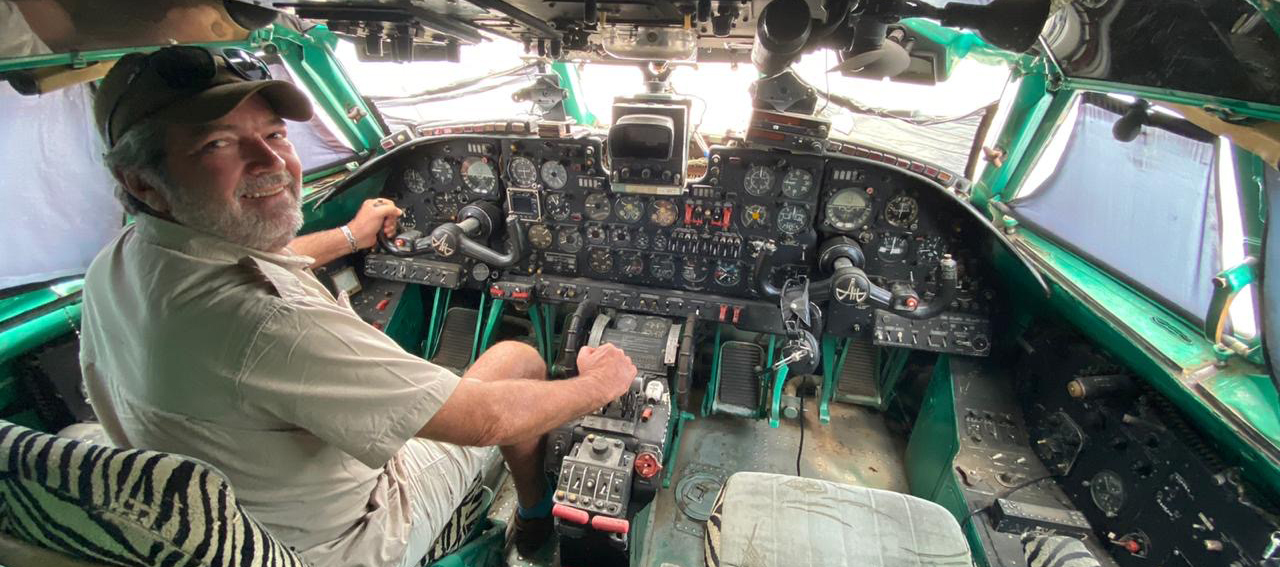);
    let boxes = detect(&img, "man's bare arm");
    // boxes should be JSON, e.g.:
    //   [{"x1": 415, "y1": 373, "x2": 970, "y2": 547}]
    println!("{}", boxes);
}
[
  {"x1": 287, "y1": 198, "x2": 402, "y2": 267},
  {"x1": 419, "y1": 344, "x2": 637, "y2": 446}
]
